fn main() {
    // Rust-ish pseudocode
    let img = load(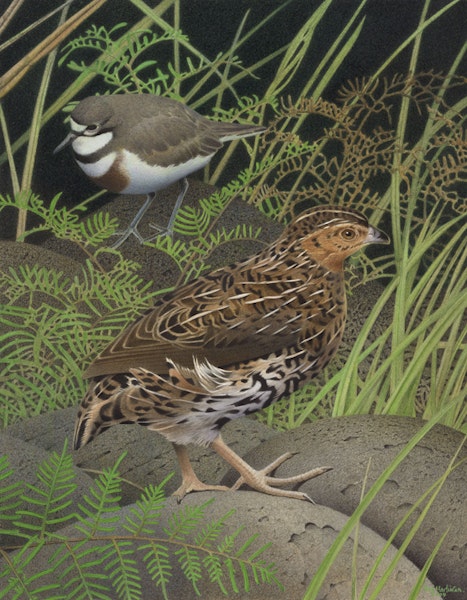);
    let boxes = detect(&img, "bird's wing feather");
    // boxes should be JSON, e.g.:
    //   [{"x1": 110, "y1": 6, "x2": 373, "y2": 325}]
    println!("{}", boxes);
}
[
  {"x1": 124, "y1": 99, "x2": 264, "y2": 166},
  {"x1": 126, "y1": 104, "x2": 223, "y2": 165},
  {"x1": 84, "y1": 257, "x2": 308, "y2": 378}
]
